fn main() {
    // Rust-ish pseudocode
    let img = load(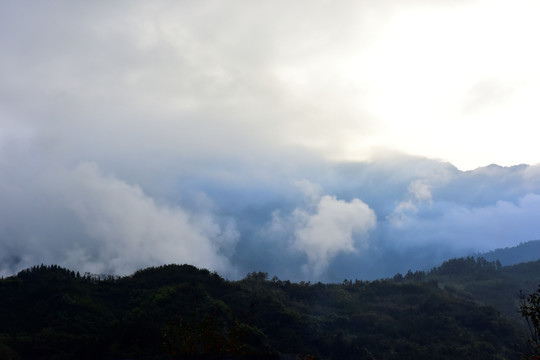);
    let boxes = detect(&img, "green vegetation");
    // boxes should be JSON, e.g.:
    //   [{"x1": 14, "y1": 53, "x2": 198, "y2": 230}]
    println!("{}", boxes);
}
[
  {"x1": 425, "y1": 256, "x2": 540, "y2": 323},
  {"x1": 1, "y1": 258, "x2": 538, "y2": 359}
]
